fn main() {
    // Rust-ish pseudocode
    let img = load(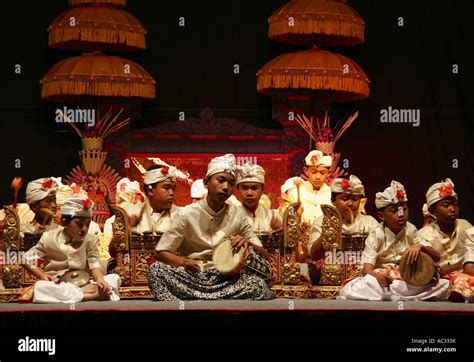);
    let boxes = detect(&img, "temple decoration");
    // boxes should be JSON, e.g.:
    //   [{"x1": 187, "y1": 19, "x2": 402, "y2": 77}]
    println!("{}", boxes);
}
[
  {"x1": 40, "y1": 0, "x2": 155, "y2": 227},
  {"x1": 294, "y1": 111, "x2": 359, "y2": 182},
  {"x1": 259, "y1": 0, "x2": 369, "y2": 183},
  {"x1": 268, "y1": 0, "x2": 365, "y2": 47}
]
